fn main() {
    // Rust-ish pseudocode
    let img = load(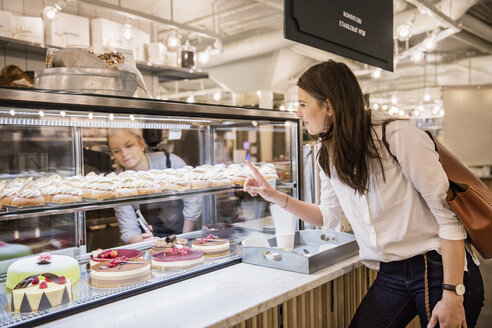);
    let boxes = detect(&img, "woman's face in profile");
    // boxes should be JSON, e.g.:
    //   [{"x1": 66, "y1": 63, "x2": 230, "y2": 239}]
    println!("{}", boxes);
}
[
  {"x1": 109, "y1": 132, "x2": 146, "y2": 170},
  {"x1": 296, "y1": 88, "x2": 332, "y2": 135}
]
